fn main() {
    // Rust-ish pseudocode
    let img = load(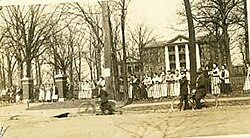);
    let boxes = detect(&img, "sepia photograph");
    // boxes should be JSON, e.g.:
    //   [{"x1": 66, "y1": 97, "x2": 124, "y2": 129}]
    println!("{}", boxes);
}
[{"x1": 0, "y1": 0, "x2": 249, "y2": 137}]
